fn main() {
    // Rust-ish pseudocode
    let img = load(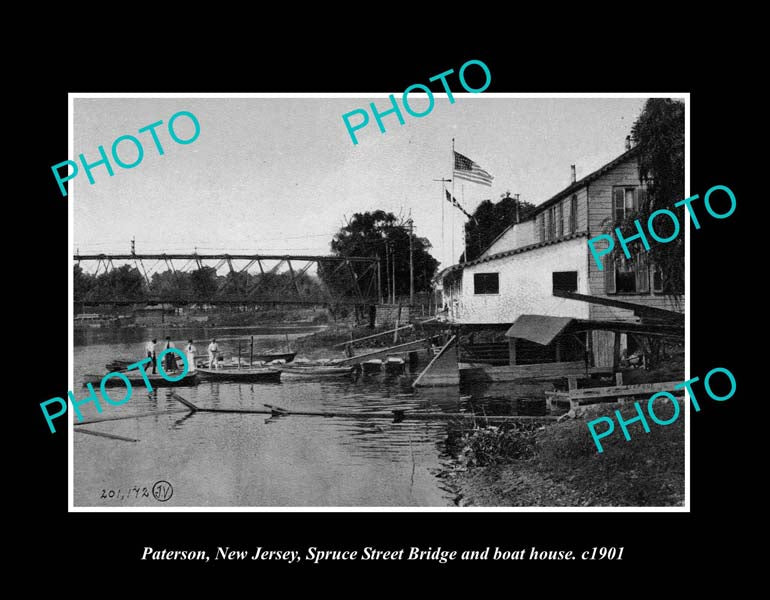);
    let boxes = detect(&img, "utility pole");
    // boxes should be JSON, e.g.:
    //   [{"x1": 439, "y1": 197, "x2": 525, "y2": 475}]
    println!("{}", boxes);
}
[
  {"x1": 391, "y1": 241, "x2": 396, "y2": 304},
  {"x1": 408, "y1": 218, "x2": 414, "y2": 306},
  {"x1": 384, "y1": 241, "x2": 390, "y2": 305},
  {"x1": 131, "y1": 237, "x2": 135, "y2": 254}
]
